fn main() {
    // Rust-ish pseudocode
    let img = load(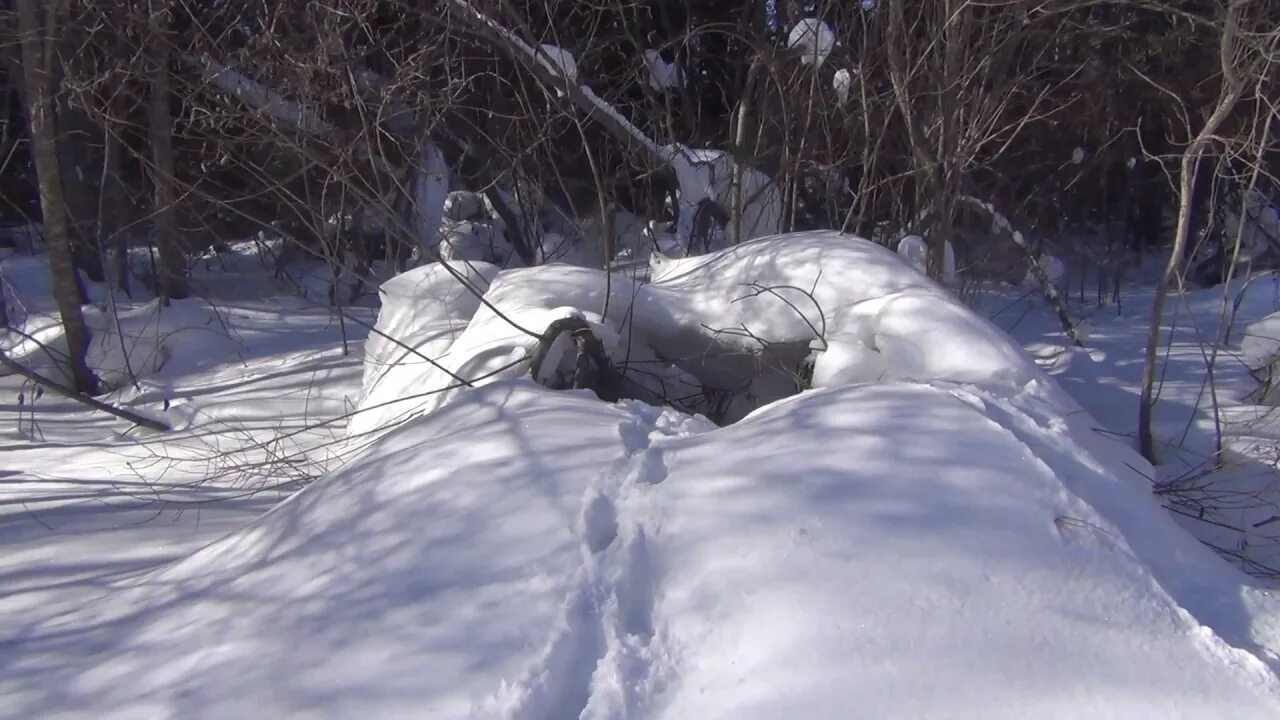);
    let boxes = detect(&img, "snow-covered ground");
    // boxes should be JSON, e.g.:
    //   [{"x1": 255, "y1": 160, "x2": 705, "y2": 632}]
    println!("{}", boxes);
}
[
  {"x1": 3, "y1": 233, "x2": 1280, "y2": 718},
  {"x1": 977, "y1": 260, "x2": 1280, "y2": 575}
]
